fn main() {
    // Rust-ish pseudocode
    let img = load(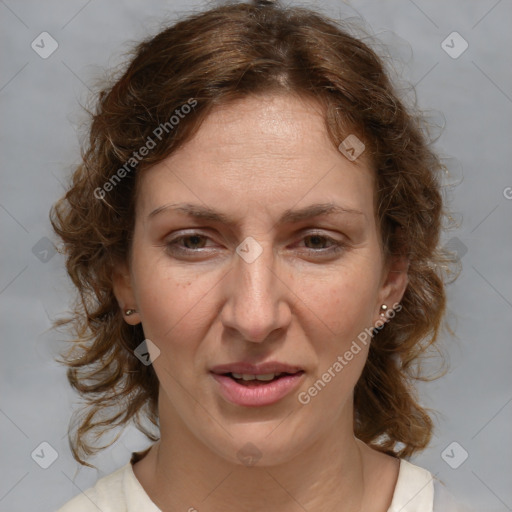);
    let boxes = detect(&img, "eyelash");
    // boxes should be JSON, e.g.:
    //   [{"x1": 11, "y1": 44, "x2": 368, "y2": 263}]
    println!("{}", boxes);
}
[{"x1": 165, "y1": 232, "x2": 346, "y2": 257}]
